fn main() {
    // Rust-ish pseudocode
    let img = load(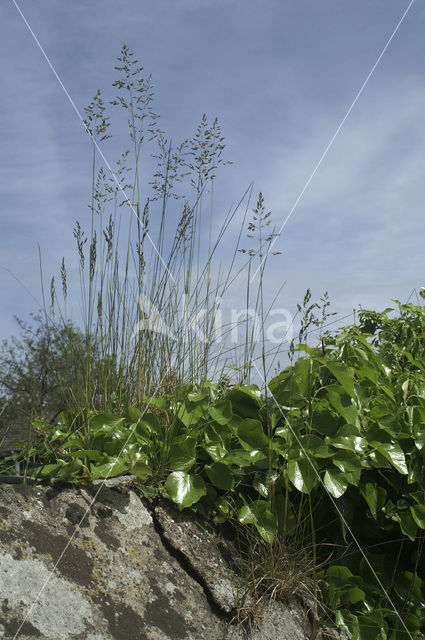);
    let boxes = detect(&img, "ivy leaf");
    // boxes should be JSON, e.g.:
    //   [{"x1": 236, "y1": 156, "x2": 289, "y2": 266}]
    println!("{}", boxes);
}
[
  {"x1": 394, "y1": 509, "x2": 417, "y2": 541},
  {"x1": 237, "y1": 499, "x2": 276, "y2": 544},
  {"x1": 165, "y1": 471, "x2": 206, "y2": 510},
  {"x1": 332, "y1": 450, "x2": 362, "y2": 485},
  {"x1": 370, "y1": 442, "x2": 408, "y2": 475},
  {"x1": 131, "y1": 460, "x2": 152, "y2": 481},
  {"x1": 209, "y1": 399, "x2": 233, "y2": 425},
  {"x1": 90, "y1": 457, "x2": 127, "y2": 480},
  {"x1": 327, "y1": 361, "x2": 355, "y2": 399},
  {"x1": 287, "y1": 455, "x2": 318, "y2": 494},
  {"x1": 360, "y1": 482, "x2": 387, "y2": 519},
  {"x1": 168, "y1": 436, "x2": 197, "y2": 472},
  {"x1": 324, "y1": 468, "x2": 348, "y2": 498},
  {"x1": 205, "y1": 462, "x2": 234, "y2": 491},
  {"x1": 410, "y1": 504, "x2": 425, "y2": 530},
  {"x1": 237, "y1": 419, "x2": 268, "y2": 450}
]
